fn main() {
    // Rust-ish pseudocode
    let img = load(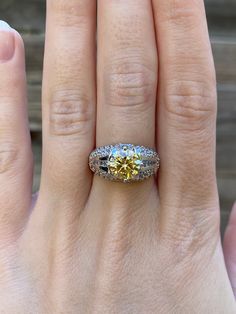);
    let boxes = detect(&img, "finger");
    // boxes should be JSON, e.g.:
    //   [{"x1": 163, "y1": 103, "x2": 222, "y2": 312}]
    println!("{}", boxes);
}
[
  {"x1": 40, "y1": 1, "x2": 96, "y2": 205},
  {"x1": 152, "y1": 1, "x2": 219, "y2": 215},
  {"x1": 97, "y1": 0, "x2": 158, "y2": 148},
  {"x1": 0, "y1": 21, "x2": 33, "y2": 239},
  {"x1": 224, "y1": 202, "x2": 236, "y2": 298}
]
